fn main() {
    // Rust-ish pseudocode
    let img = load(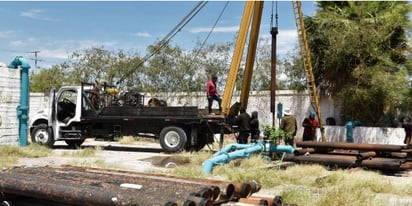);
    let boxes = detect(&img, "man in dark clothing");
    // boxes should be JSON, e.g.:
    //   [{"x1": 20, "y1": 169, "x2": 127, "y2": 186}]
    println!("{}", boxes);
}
[
  {"x1": 302, "y1": 111, "x2": 319, "y2": 141},
  {"x1": 280, "y1": 108, "x2": 297, "y2": 146},
  {"x1": 402, "y1": 116, "x2": 412, "y2": 145},
  {"x1": 206, "y1": 74, "x2": 222, "y2": 114},
  {"x1": 234, "y1": 108, "x2": 250, "y2": 144},
  {"x1": 250, "y1": 111, "x2": 260, "y2": 143}
]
